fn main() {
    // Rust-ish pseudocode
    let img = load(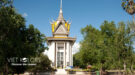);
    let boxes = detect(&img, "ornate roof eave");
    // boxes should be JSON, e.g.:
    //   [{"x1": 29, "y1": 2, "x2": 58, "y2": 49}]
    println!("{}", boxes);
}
[
  {"x1": 52, "y1": 32, "x2": 69, "y2": 36},
  {"x1": 47, "y1": 37, "x2": 76, "y2": 42},
  {"x1": 46, "y1": 37, "x2": 76, "y2": 45},
  {"x1": 54, "y1": 21, "x2": 68, "y2": 33}
]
